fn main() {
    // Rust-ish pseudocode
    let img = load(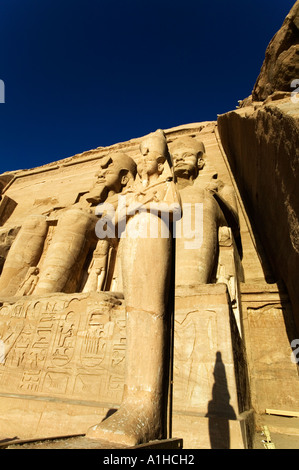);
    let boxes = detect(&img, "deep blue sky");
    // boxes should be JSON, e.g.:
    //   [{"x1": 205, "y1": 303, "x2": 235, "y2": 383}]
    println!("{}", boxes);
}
[{"x1": 0, "y1": 0, "x2": 296, "y2": 173}]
